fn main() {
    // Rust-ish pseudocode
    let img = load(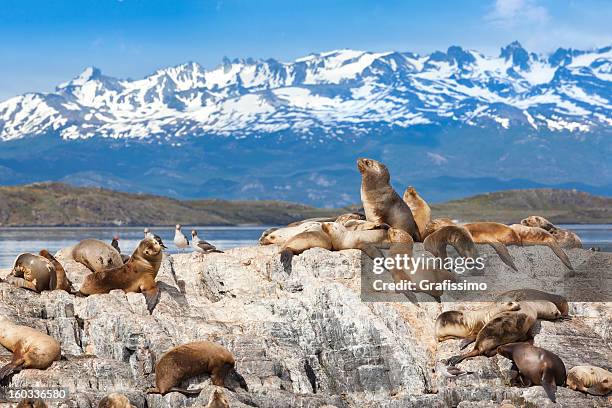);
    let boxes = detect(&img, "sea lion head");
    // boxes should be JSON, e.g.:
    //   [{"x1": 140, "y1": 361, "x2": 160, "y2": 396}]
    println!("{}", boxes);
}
[
  {"x1": 97, "y1": 393, "x2": 133, "y2": 408},
  {"x1": 259, "y1": 227, "x2": 280, "y2": 244},
  {"x1": 496, "y1": 342, "x2": 521, "y2": 359},
  {"x1": 138, "y1": 237, "x2": 163, "y2": 260},
  {"x1": 405, "y1": 186, "x2": 417, "y2": 196},
  {"x1": 501, "y1": 301, "x2": 521, "y2": 312},
  {"x1": 207, "y1": 388, "x2": 229, "y2": 408},
  {"x1": 321, "y1": 221, "x2": 345, "y2": 237},
  {"x1": 521, "y1": 216, "x2": 555, "y2": 231},
  {"x1": 357, "y1": 158, "x2": 390, "y2": 182}
]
